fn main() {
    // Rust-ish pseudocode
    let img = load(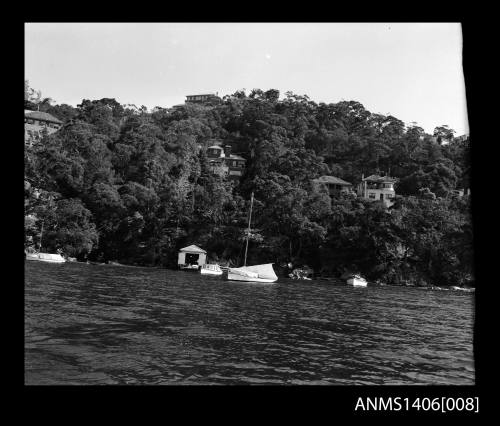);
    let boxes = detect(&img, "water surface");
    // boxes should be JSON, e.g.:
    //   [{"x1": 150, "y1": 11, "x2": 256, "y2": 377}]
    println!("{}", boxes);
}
[{"x1": 25, "y1": 261, "x2": 475, "y2": 385}]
